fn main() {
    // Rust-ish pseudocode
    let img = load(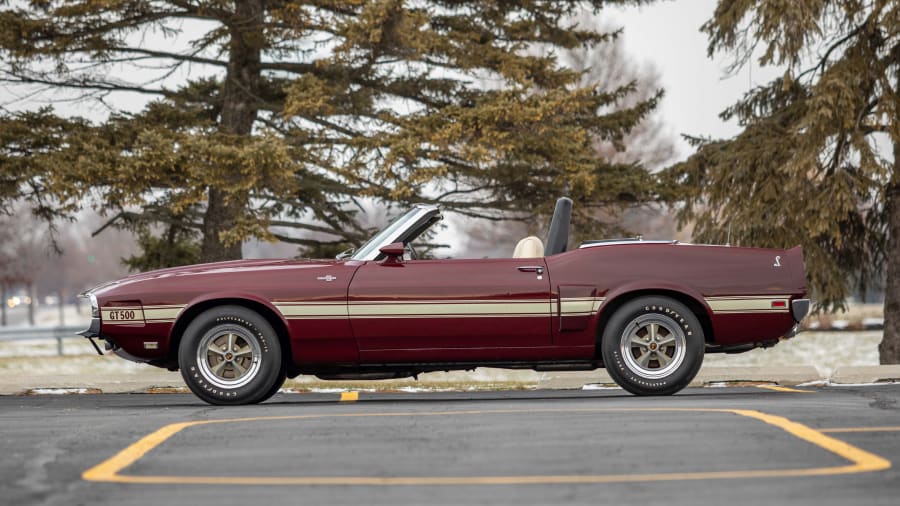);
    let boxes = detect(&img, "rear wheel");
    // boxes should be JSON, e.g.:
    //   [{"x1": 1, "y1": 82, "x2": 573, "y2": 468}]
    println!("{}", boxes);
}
[
  {"x1": 178, "y1": 305, "x2": 283, "y2": 405},
  {"x1": 601, "y1": 296, "x2": 704, "y2": 395}
]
